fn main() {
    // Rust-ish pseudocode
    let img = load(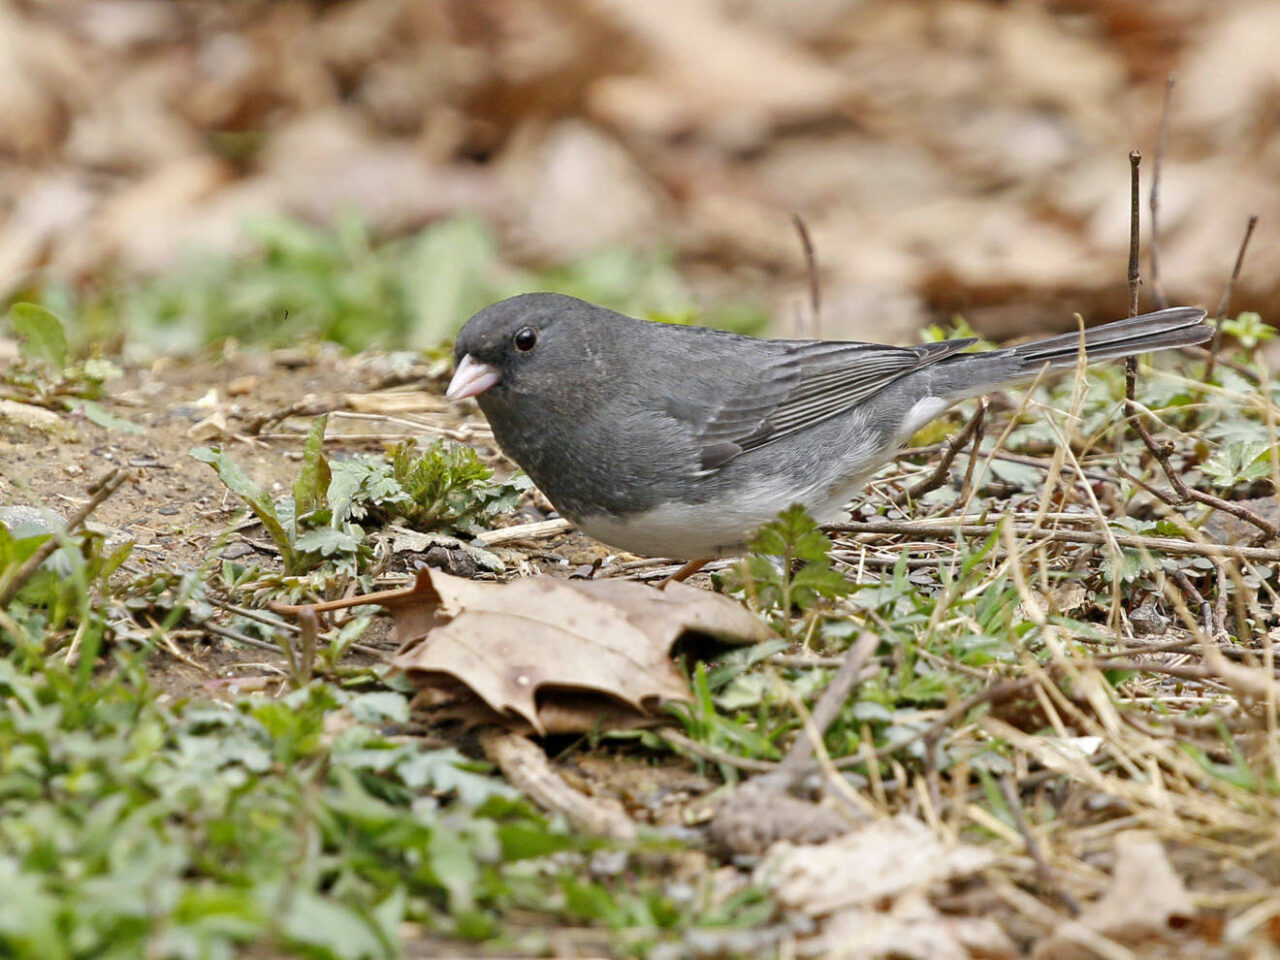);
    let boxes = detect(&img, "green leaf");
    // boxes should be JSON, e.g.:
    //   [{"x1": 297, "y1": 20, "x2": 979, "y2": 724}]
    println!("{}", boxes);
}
[
  {"x1": 748, "y1": 503, "x2": 831, "y2": 563},
  {"x1": 1220, "y1": 311, "x2": 1274, "y2": 350},
  {"x1": 397, "y1": 748, "x2": 516, "y2": 806},
  {"x1": 279, "y1": 891, "x2": 385, "y2": 959},
  {"x1": 1201, "y1": 439, "x2": 1272, "y2": 488},
  {"x1": 8, "y1": 303, "x2": 68, "y2": 370},
  {"x1": 191, "y1": 446, "x2": 297, "y2": 571},
  {"x1": 429, "y1": 826, "x2": 479, "y2": 911},
  {"x1": 72, "y1": 400, "x2": 145, "y2": 434},
  {"x1": 345, "y1": 692, "x2": 409, "y2": 724},
  {"x1": 561, "y1": 876, "x2": 621, "y2": 923},
  {"x1": 496, "y1": 823, "x2": 577, "y2": 861},
  {"x1": 292, "y1": 415, "x2": 331, "y2": 520},
  {"x1": 292, "y1": 526, "x2": 361, "y2": 557}
]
